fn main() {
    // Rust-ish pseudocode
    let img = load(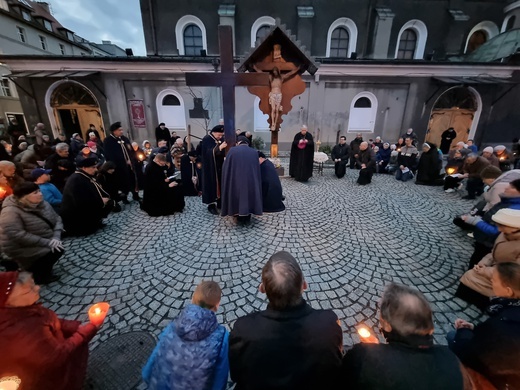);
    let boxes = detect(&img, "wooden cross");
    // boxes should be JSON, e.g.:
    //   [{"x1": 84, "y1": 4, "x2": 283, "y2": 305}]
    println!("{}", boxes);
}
[{"x1": 185, "y1": 25, "x2": 269, "y2": 148}]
